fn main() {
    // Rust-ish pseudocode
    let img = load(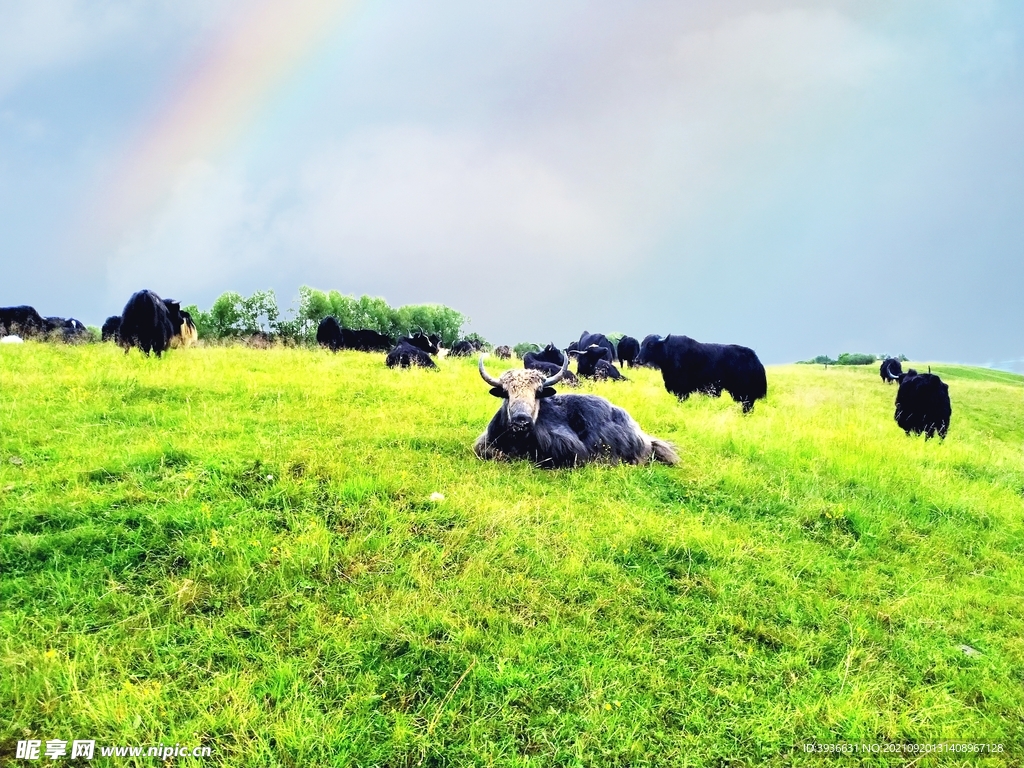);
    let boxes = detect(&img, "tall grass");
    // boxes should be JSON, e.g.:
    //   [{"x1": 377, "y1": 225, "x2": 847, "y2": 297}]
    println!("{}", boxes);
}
[{"x1": 1, "y1": 344, "x2": 1022, "y2": 766}]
